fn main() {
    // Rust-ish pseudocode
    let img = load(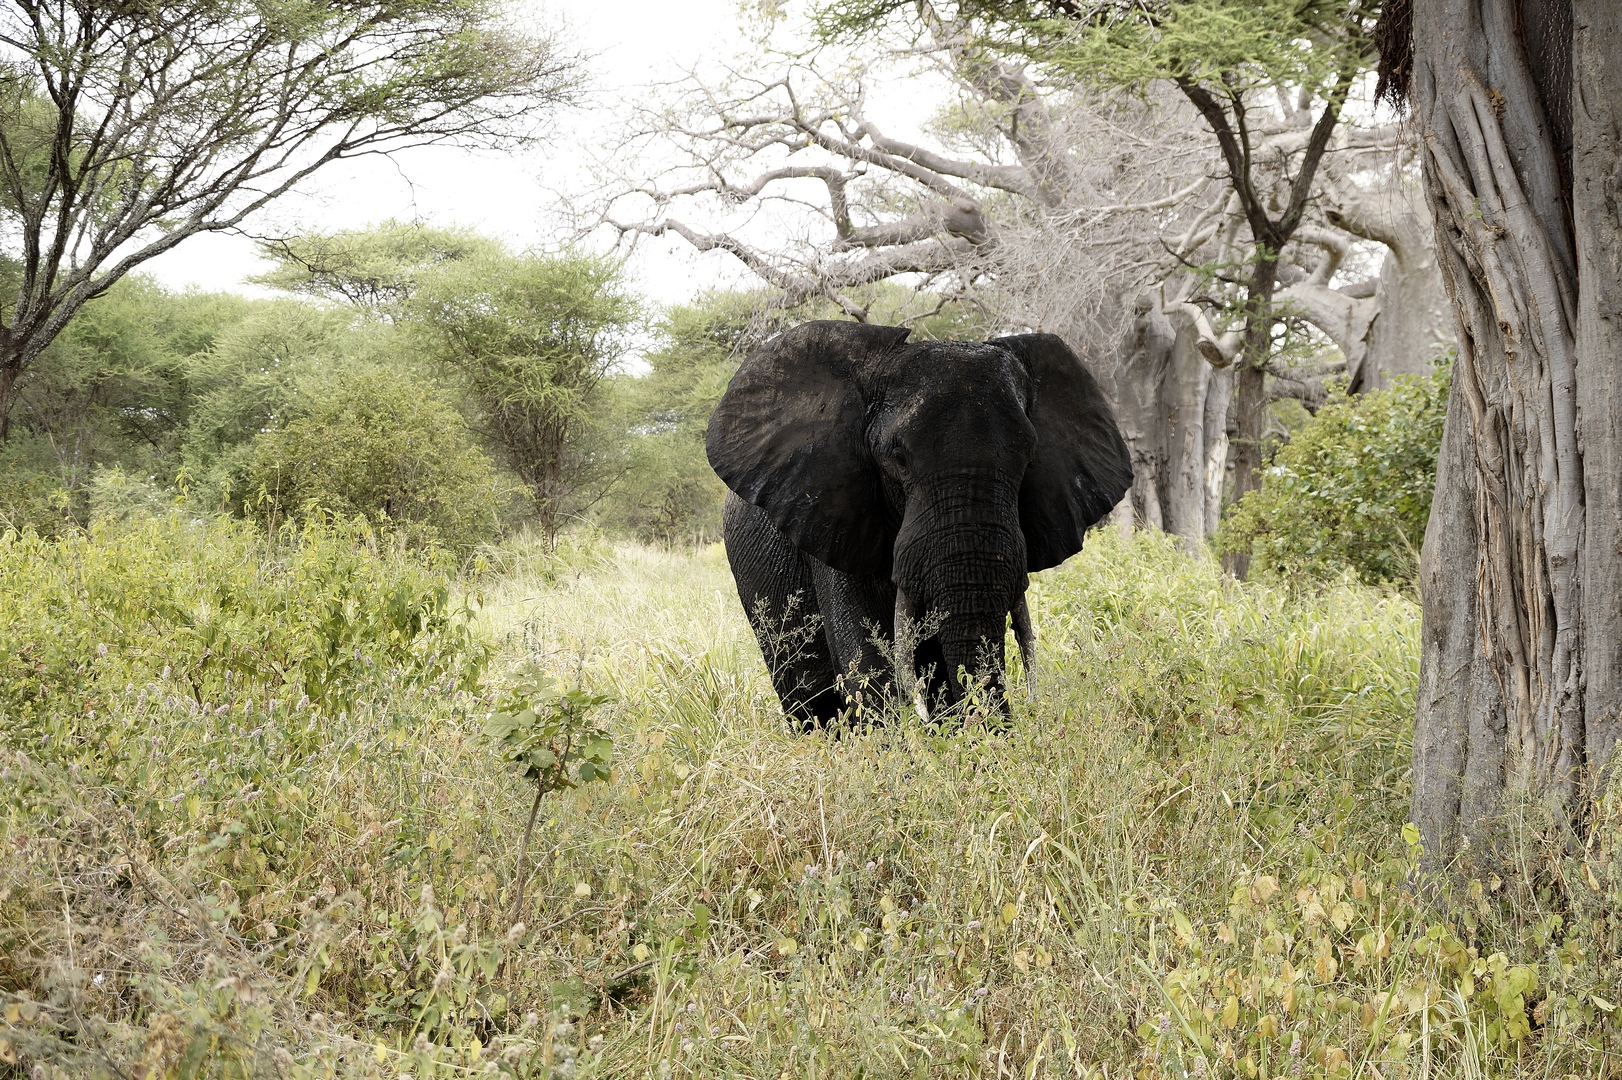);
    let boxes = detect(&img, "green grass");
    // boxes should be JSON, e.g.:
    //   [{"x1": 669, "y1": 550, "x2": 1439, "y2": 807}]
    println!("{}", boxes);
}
[{"x1": 2, "y1": 520, "x2": 1620, "y2": 1079}]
